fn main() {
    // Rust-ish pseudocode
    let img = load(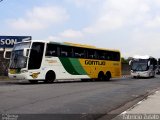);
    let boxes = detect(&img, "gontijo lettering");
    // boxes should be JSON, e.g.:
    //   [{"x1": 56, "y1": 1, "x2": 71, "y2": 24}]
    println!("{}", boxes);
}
[{"x1": 85, "y1": 60, "x2": 105, "y2": 65}]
